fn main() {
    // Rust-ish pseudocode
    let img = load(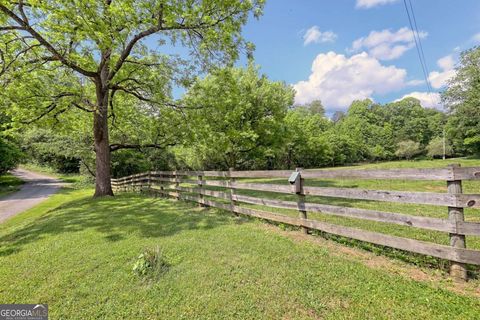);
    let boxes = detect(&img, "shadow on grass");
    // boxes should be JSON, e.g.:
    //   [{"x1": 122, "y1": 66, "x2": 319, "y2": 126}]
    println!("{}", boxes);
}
[{"x1": 0, "y1": 192, "x2": 236, "y2": 257}]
